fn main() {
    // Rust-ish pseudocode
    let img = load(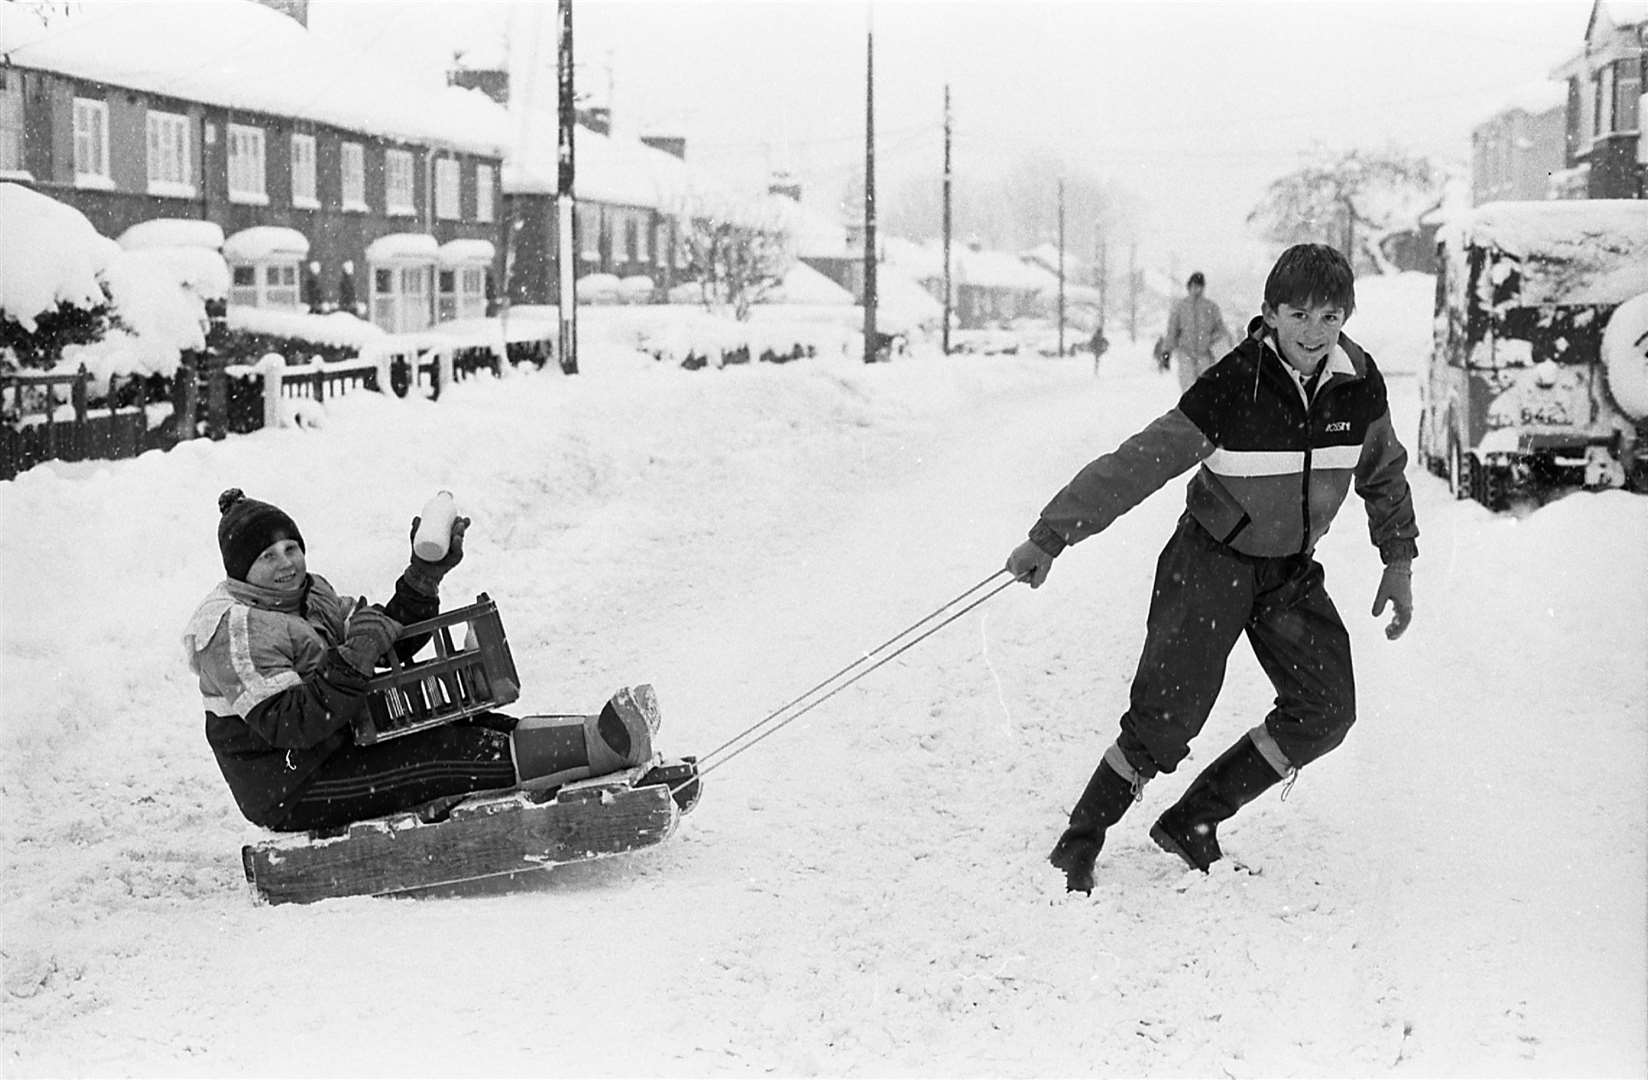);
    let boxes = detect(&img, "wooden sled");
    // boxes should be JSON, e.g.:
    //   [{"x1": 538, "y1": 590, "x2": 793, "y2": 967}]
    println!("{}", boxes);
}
[
  {"x1": 241, "y1": 595, "x2": 701, "y2": 905},
  {"x1": 243, "y1": 757, "x2": 701, "y2": 905}
]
